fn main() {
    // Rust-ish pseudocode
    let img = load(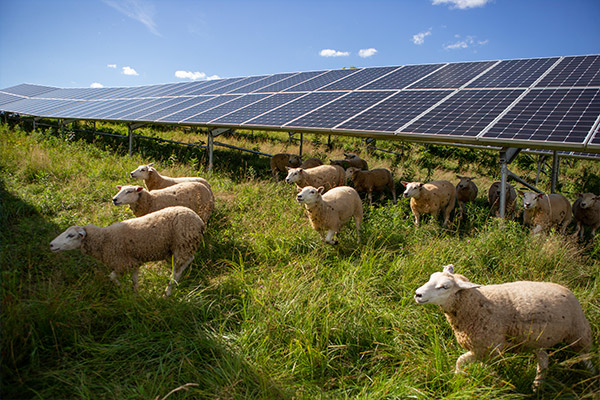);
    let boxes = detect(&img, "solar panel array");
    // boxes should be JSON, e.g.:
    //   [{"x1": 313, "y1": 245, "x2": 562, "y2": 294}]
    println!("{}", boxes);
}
[{"x1": 1, "y1": 55, "x2": 599, "y2": 153}]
